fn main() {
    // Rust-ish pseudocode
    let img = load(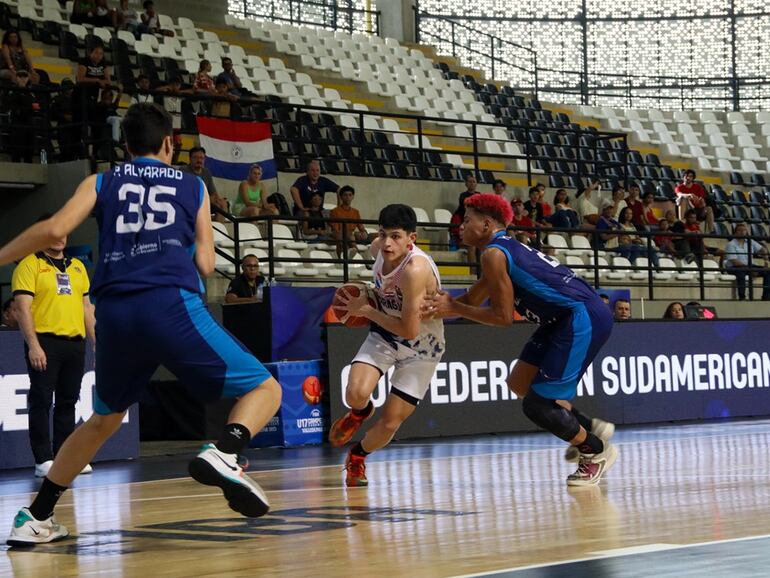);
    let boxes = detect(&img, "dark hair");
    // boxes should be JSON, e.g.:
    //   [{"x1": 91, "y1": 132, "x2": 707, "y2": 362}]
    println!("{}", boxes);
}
[
  {"x1": 554, "y1": 189, "x2": 568, "y2": 203},
  {"x1": 599, "y1": 293, "x2": 609, "y2": 300},
  {"x1": 612, "y1": 183, "x2": 625, "y2": 193},
  {"x1": 189, "y1": 146, "x2": 206, "y2": 156},
  {"x1": 614, "y1": 298, "x2": 630, "y2": 306},
  {"x1": 89, "y1": 42, "x2": 105, "y2": 56},
  {"x1": 684, "y1": 169, "x2": 696, "y2": 178},
  {"x1": 169, "y1": 75, "x2": 183, "y2": 84},
  {"x1": 618, "y1": 207, "x2": 634, "y2": 224},
  {"x1": 493, "y1": 179, "x2": 506, "y2": 188},
  {"x1": 684, "y1": 208, "x2": 697, "y2": 219},
  {"x1": 339, "y1": 185, "x2": 355, "y2": 195},
  {"x1": 663, "y1": 301, "x2": 684, "y2": 319},
  {"x1": 642, "y1": 191, "x2": 654, "y2": 200},
  {"x1": 241, "y1": 254, "x2": 259, "y2": 265},
  {"x1": 2, "y1": 29, "x2": 21, "y2": 49},
  {"x1": 379, "y1": 204, "x2": 417, "y2": 233},
  {"x1": 198, "y1": 59, "x2": 210, "y2": 73},
  {"x1": 215, "y1": 75, "x2": 229, "y2": 86},
  {"x1": 629, "y1": 181, "x2": 640, "y2": 190},
  {"x1": 528, "y1": 186, "x2": 538, "y2": 196},
  {"x1": 221, "y1": 57, "x2": 232, "y2": 64},
  {"x1": 143, "y1": 0, "x2": 154, "y2": 8},
  {"x1": 121, "y1": 103, "x2": 173, "y2": 156},
  {"x1": 136, "y1": 74, "x2": 149, "y2": 82}
]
